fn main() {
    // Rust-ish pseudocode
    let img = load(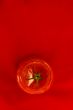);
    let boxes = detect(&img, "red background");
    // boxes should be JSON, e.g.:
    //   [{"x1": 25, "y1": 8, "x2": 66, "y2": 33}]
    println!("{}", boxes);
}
[{"x1": 0, "y1": 0, "x2": 73, "y2": 110}]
